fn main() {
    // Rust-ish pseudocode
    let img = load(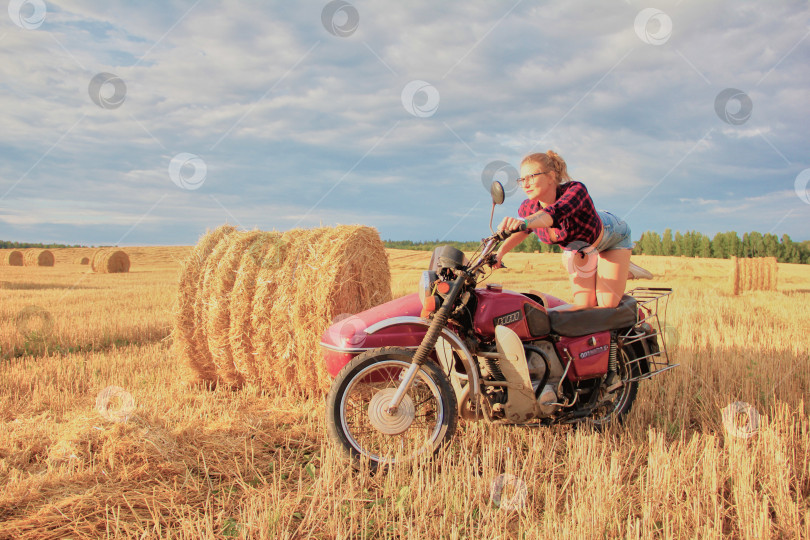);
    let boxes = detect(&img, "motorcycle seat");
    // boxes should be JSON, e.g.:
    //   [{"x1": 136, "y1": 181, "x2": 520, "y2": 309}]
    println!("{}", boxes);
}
[{"x1": 547, "y1": 295, "x2": 638, "y2": 337}]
